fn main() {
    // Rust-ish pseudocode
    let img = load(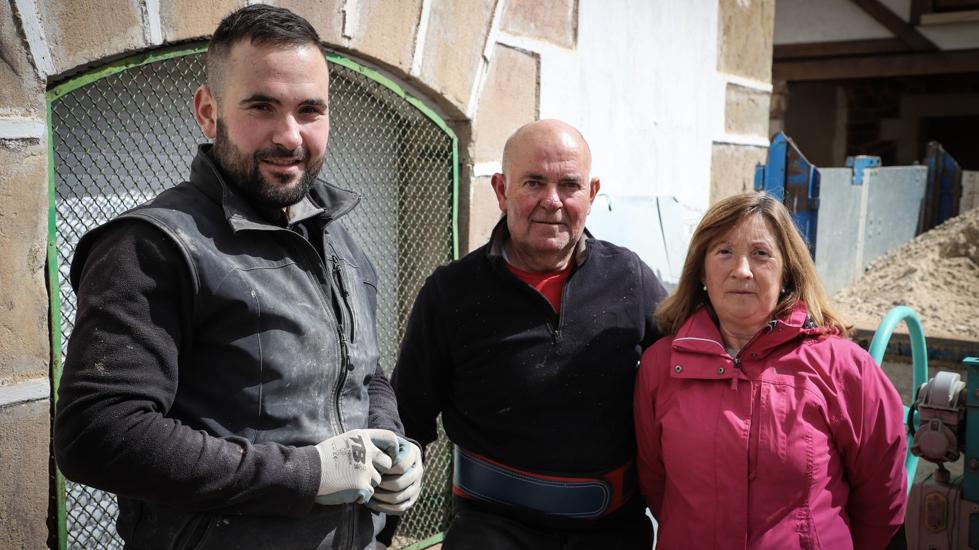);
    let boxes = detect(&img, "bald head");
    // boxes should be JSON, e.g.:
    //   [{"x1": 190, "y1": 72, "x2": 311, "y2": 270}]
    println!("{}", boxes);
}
[
  {"x1": 501, "y1": 119, "x2": 592, "y2": 178},
  {"x1": 491, "y1": 119, "x2": 600, "y2": 272}
]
